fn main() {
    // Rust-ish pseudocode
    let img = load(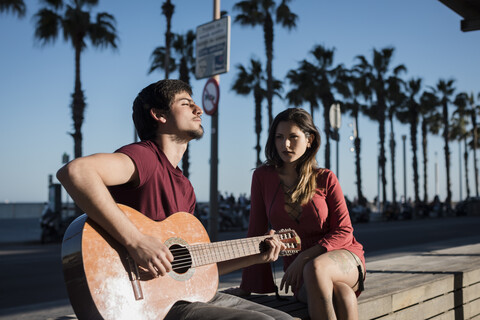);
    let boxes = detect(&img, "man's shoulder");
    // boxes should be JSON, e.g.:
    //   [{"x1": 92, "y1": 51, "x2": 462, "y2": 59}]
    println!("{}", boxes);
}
[
  {"x1": 115, "y1": 141, "x2": 162, "y2": 161},
  {"x1": 116, "y1": 140, "x2": 156, "y2": 153}
]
